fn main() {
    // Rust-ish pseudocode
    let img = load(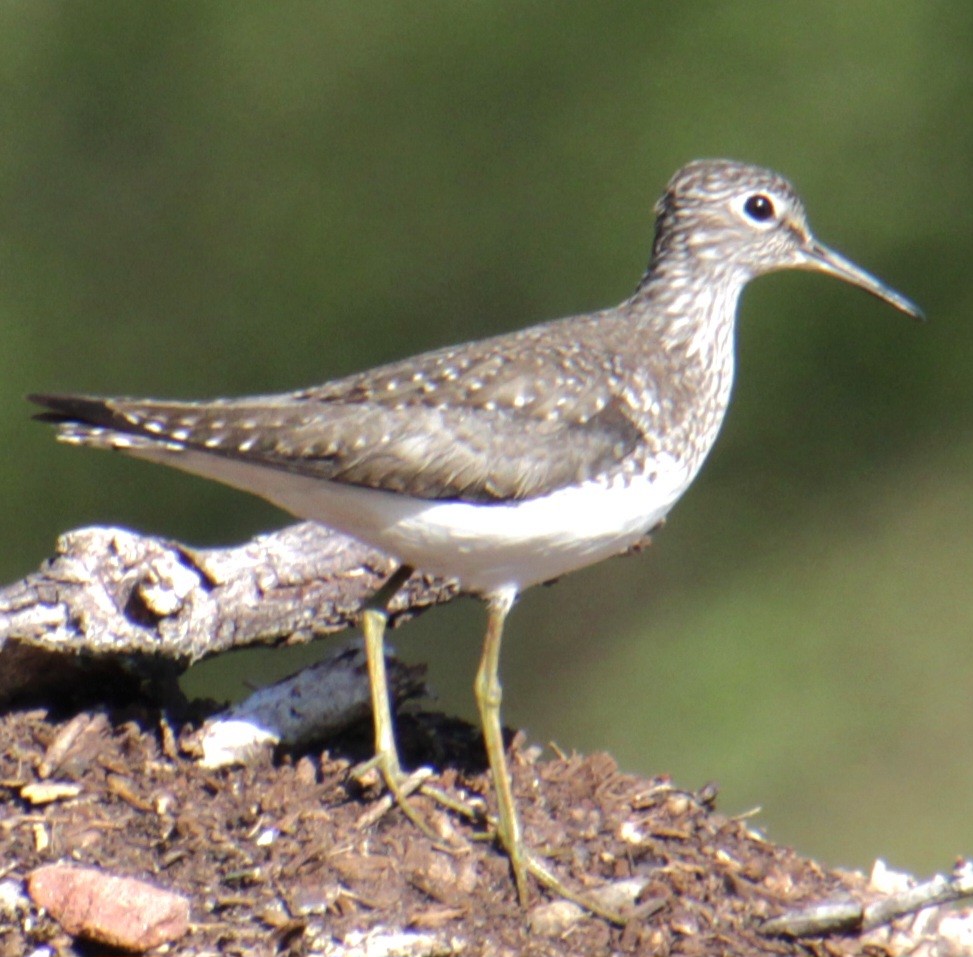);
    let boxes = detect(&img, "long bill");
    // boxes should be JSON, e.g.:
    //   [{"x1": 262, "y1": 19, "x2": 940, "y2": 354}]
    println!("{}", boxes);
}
[{"x1": 802, "y1": 240, "x2": 925, "y2": 321}]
